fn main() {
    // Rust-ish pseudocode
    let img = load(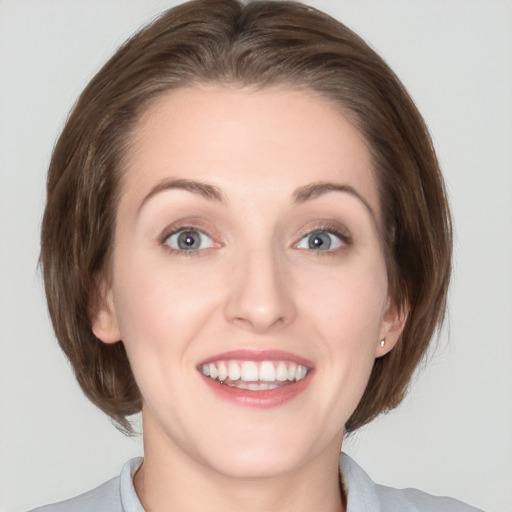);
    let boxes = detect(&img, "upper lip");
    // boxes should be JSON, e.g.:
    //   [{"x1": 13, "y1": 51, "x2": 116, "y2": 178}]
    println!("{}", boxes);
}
[{"x1": 198, "y1": 349, "x2": 314, "y2": 369}]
